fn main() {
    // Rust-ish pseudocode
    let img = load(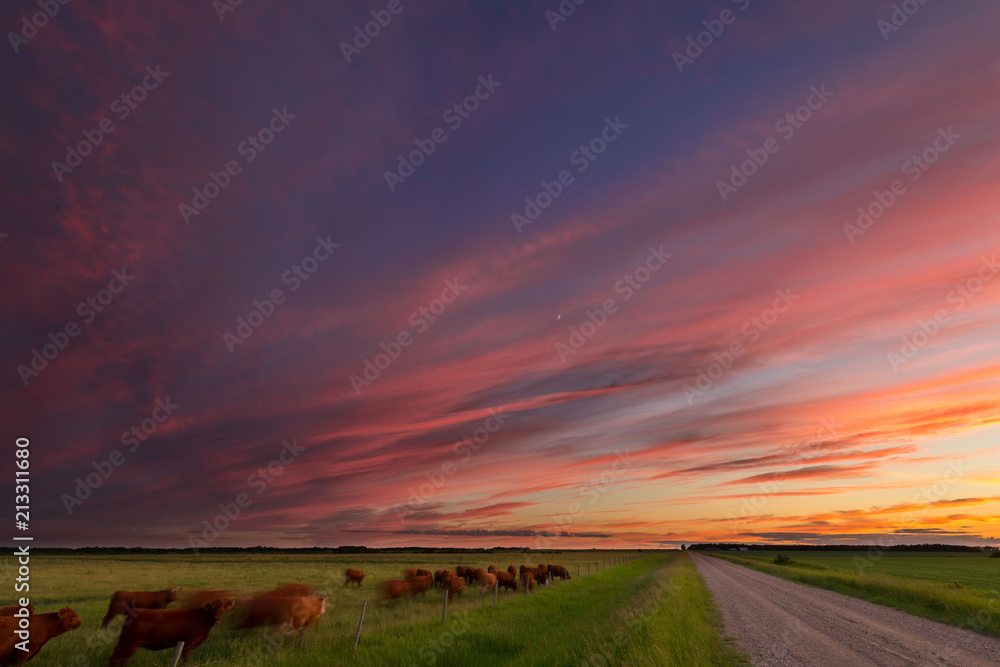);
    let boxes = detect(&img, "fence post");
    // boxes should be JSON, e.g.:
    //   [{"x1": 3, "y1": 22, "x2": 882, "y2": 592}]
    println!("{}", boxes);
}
[
  {"x1": 441, "y1": 589, "x2": 448, "y2": 625},
  {"x1": 577, "y1": 564, "x2": 580, "y2": 578},
  {"x1": 169, "y1": 642, "x2": 185, "y2": 667},
  {"x1": 353, "y1": 600, "x2": 367, "y2": 651}
]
